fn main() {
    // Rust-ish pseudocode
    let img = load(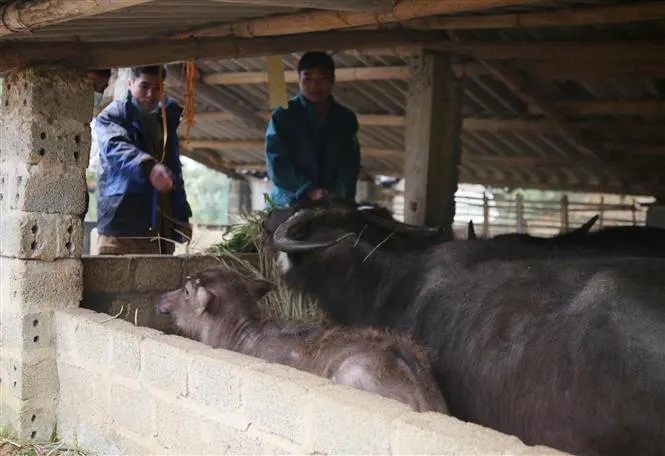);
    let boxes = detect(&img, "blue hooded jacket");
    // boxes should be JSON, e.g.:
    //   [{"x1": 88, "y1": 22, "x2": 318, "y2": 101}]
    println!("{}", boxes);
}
[
  {"x1": 94, "y1": 92, "x2": 192, "y2": 241},
  {"x1": 264, "y1": 94, "x2": 361, "y2": 207}
]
